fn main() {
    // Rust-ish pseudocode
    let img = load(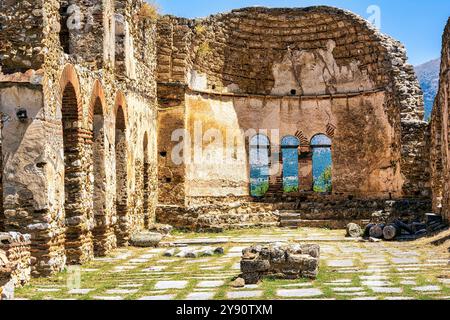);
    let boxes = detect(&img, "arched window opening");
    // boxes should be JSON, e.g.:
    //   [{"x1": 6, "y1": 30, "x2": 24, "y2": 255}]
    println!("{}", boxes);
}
[
  {"x1": 92, "y1": 98, "x2": 107, "y2": 255},
  {"x1": 311, "y1": 134, "x2": 332, "y2": 193},
  {"x1": 249, "y1": 134, "x2": 270, "y2": 197},
  {"x1": 62, "y1": 83, "x2": 85, "y2": 264},
  {"x1": 115, "y1": 105, "x2": 128, "y2": 245},
  {"x1": 281, "y1": 136, "x2": 300, "y2": 193}
]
